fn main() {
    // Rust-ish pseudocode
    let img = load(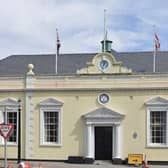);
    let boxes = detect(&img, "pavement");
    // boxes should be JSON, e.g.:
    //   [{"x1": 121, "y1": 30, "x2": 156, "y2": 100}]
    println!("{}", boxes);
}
[{"x1": 0, "y1": 160, "x2": 168, "y2": 168}]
